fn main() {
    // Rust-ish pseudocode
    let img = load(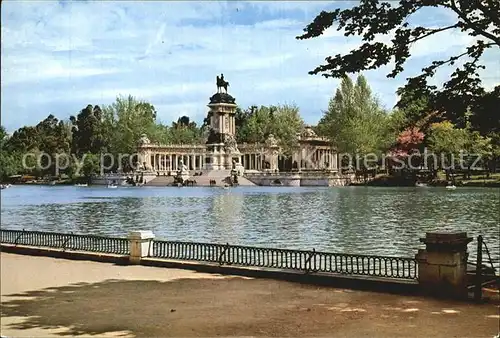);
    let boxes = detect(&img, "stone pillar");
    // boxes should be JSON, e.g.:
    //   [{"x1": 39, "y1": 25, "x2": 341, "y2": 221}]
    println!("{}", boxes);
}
[
  {"x1": 416, "y1": 232, "x2": 473, "y2": 299},
  {"x1": 191, "y1": 155, "x2": 196, "y2": 170},
  {"x1": 128, "y1": 230, "x2": 155, "y2": 264}
]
